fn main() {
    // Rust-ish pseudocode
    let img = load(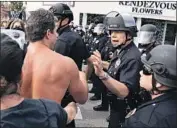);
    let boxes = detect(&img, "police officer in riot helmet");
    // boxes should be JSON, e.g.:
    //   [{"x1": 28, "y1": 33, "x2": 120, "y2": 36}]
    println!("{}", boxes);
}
[
  {"x1": 92, "y1": 23, "x2": 107, "y2": 52},
  {"x1": 85, "y1": 23, "x2": 97, "y2": 53},
  {"x1": 124, "y1": 45, "x2": 177, "y2": 128},
  {"x1": 88, "y1": 23, "x2": 96, "y2": 33},
  {"x1": 49, "y1": 3, "x2": 92, "y2": 128},
  {"x1": 49, "y1": 3, "x2": 92, "y2": 70},
  {"x1": 75, "y1": 25, "x2": 85, "y2": 39},
  {"x1": 138, "y1": 24, "x2": 159, "y2": 54},
  {"x1": 138, "y1": 24, "x2": 160, "y2": 104},
  {"x1": 92, "y1": 12, "x2": 142, "y2": 128}
]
